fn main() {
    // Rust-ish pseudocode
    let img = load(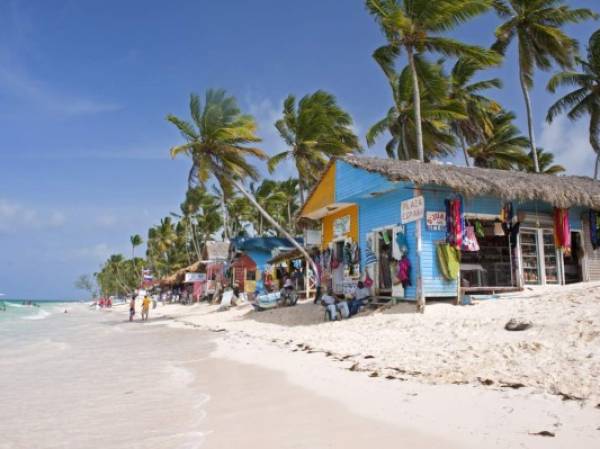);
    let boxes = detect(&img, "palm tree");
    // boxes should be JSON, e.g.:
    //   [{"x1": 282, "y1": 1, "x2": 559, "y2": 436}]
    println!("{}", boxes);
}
[
  {"x1": 367, "y1": 56, "x2": 466, "y2": 160},
  {"x1": 519, "y1": 148, "x2": 565, "y2": 174},
  {"x1": 277, "y1": 178, "x2": 300, "y2": 231},
  {"x1": 251, "y1": 180, "x2": 286, "y2": 236},
  {"x1": 468, "y1": 110, "x2": 530, "y2": 169},
  {"x1": 168, "y1": 89, "x2": 322, "y2": 287},
  {"x1": 492, "y1": 0, "x2": 597, "y2": 173},
  {"x1": 547, "y1": 31, "x2": 600, "y2": 178},
  {"x1": 448, "y1": 58, "x2": 502, "y2": 166},
  {"x1": 268, "y1": 91, "x2": 361, "y2": 204},
  {"x1": 366, "y1": 0, "x2": 500, "y2": 162},
  {"x1": 130, "y1": 234, "x2": 143, "y2": 260}
]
